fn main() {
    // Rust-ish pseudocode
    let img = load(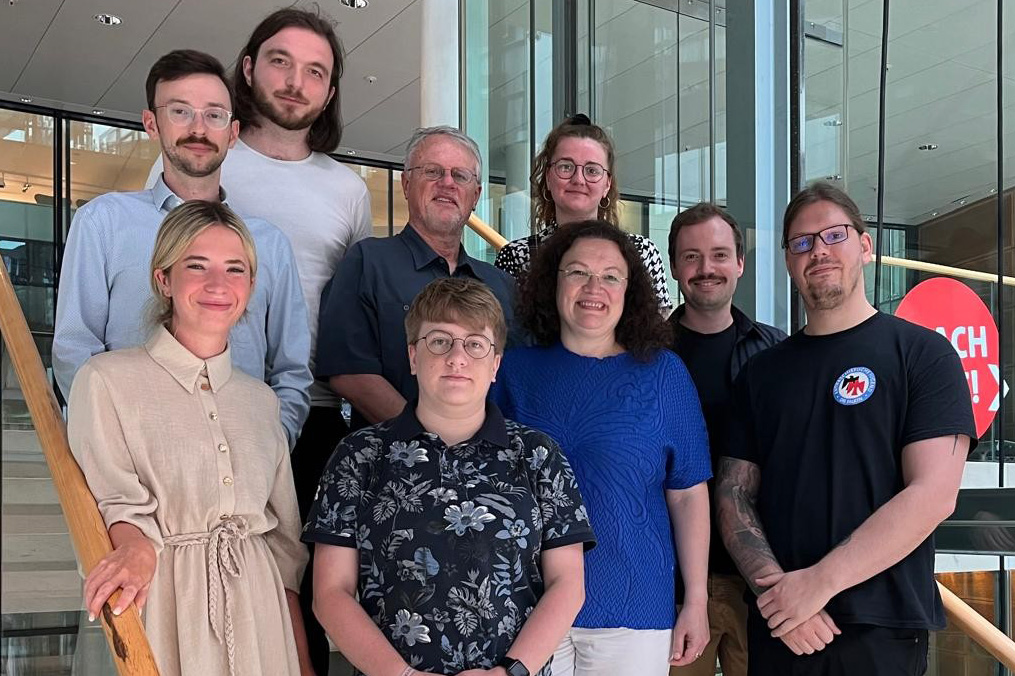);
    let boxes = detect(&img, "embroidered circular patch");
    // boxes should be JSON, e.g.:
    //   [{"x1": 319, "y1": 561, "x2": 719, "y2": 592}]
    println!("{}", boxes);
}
[{"x1": 832, "y1": 366, "x2": 876, "y2": 405}]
